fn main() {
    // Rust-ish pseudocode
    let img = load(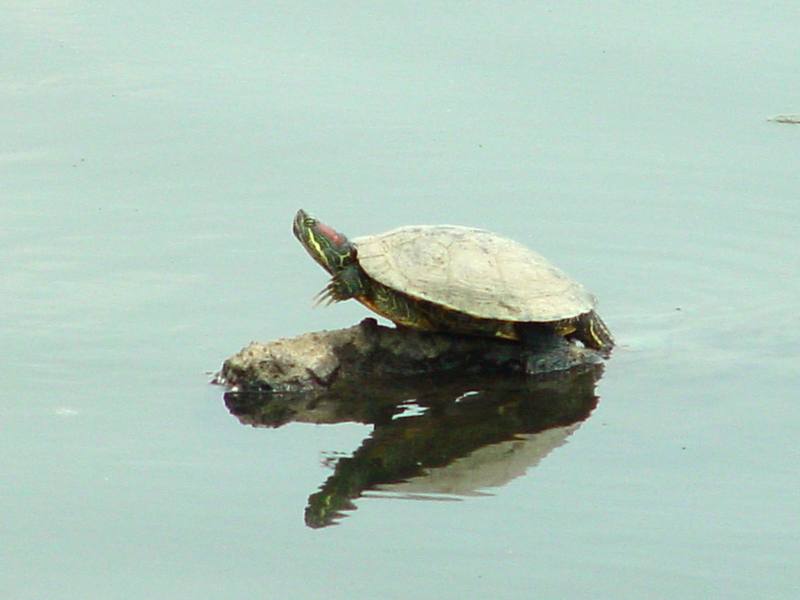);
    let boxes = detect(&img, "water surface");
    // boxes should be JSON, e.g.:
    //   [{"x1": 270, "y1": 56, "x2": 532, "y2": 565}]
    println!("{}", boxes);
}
[{"x1": 3, "y1": 2, "x2": 799, "y2": 599}]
